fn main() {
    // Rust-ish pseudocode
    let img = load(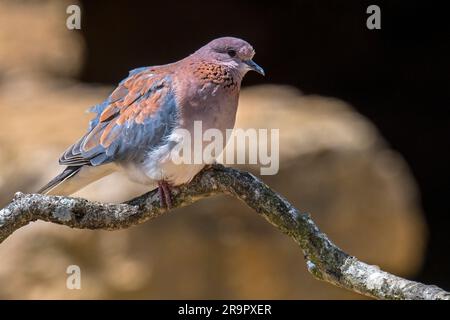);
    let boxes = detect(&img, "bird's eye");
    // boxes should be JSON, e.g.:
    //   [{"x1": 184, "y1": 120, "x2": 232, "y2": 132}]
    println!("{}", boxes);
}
[{"x1": 227, "y1": 49, "x2": 237, "y2": 57}]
